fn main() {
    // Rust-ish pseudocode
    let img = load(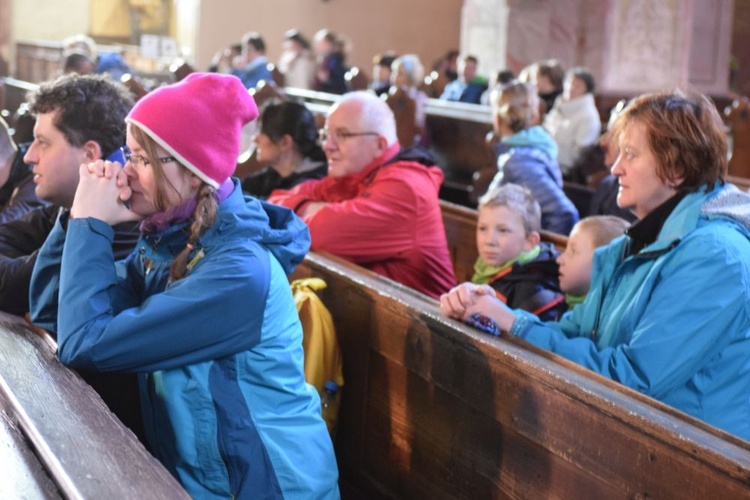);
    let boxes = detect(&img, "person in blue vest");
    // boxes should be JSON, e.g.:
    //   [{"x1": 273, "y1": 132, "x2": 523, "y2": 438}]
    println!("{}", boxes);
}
[
  {"x1": 439, "y1": 54, "x2": 487, "y2": 104},
  {"x1": 232, "y1": 31, "x2": 273, "y2": 89},
  {"x1": 30, "y1": 72, "x2": 339, "y2": 498},
  {"x1": 440, "y1": 90, "x2": 750, "y2": 442}
]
